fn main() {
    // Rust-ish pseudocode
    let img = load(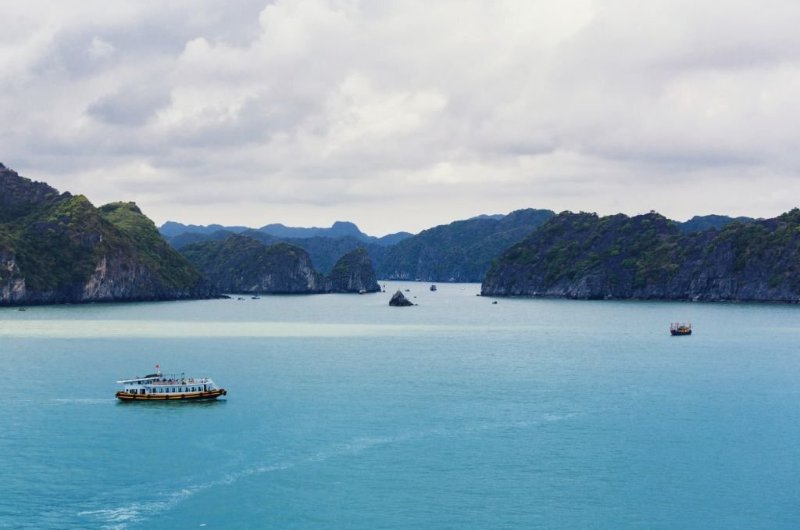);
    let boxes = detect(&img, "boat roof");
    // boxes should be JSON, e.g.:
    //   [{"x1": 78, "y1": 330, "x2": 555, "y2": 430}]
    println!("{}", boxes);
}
[
  {"x1": 116, "y1": 373, "x2": 210, "y2": 384},
  {"x1": 117, "y1": 375, "x2": 160, "y2": 384}
]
